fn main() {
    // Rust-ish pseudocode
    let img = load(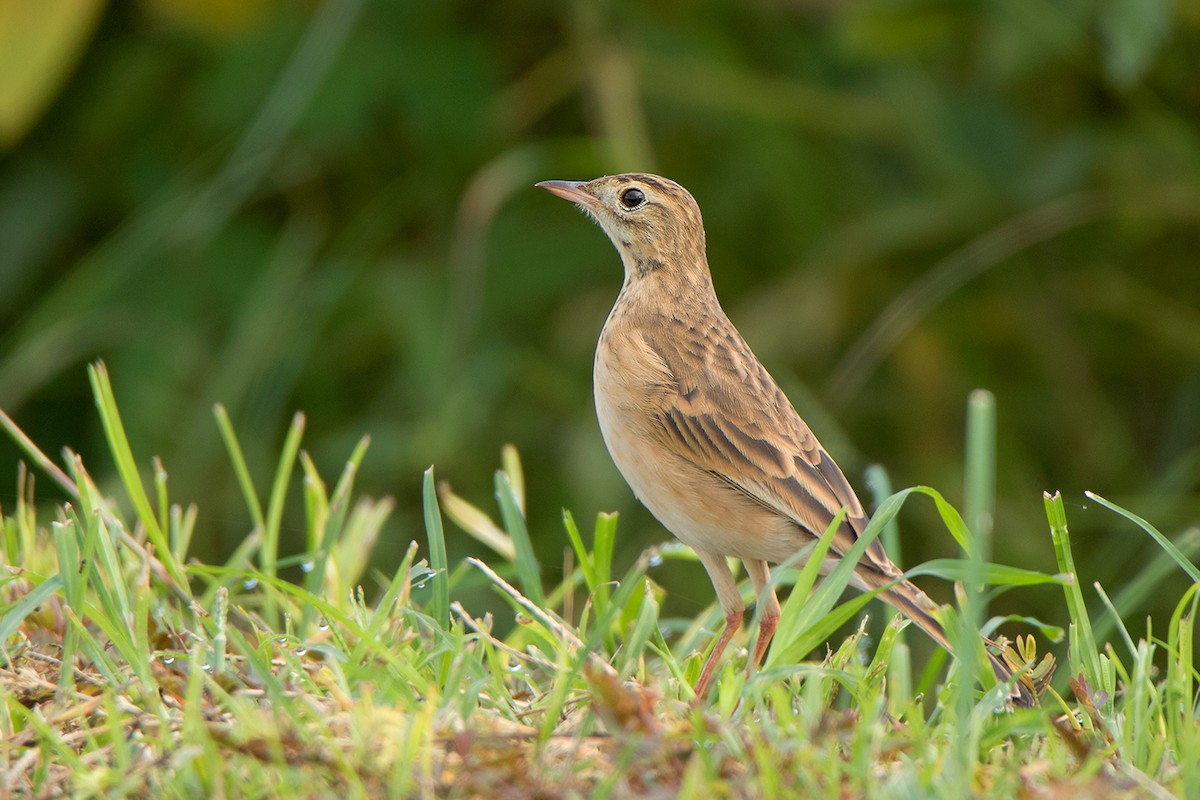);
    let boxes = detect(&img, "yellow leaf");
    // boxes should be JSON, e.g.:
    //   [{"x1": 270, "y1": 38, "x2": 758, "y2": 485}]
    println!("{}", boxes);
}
[{"x1": 0, "y1": 0, "x2": 105, "y2": 148}]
